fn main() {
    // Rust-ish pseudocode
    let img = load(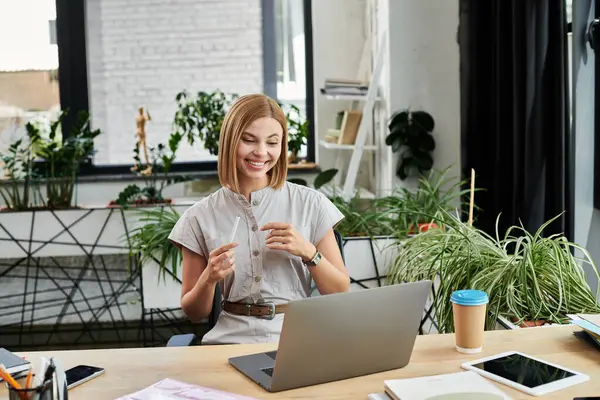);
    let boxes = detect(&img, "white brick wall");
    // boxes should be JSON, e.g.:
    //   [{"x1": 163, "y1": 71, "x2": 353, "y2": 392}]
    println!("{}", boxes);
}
[{"x1": 85, "y1": 0, "x2": 263, "y2": 165}]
